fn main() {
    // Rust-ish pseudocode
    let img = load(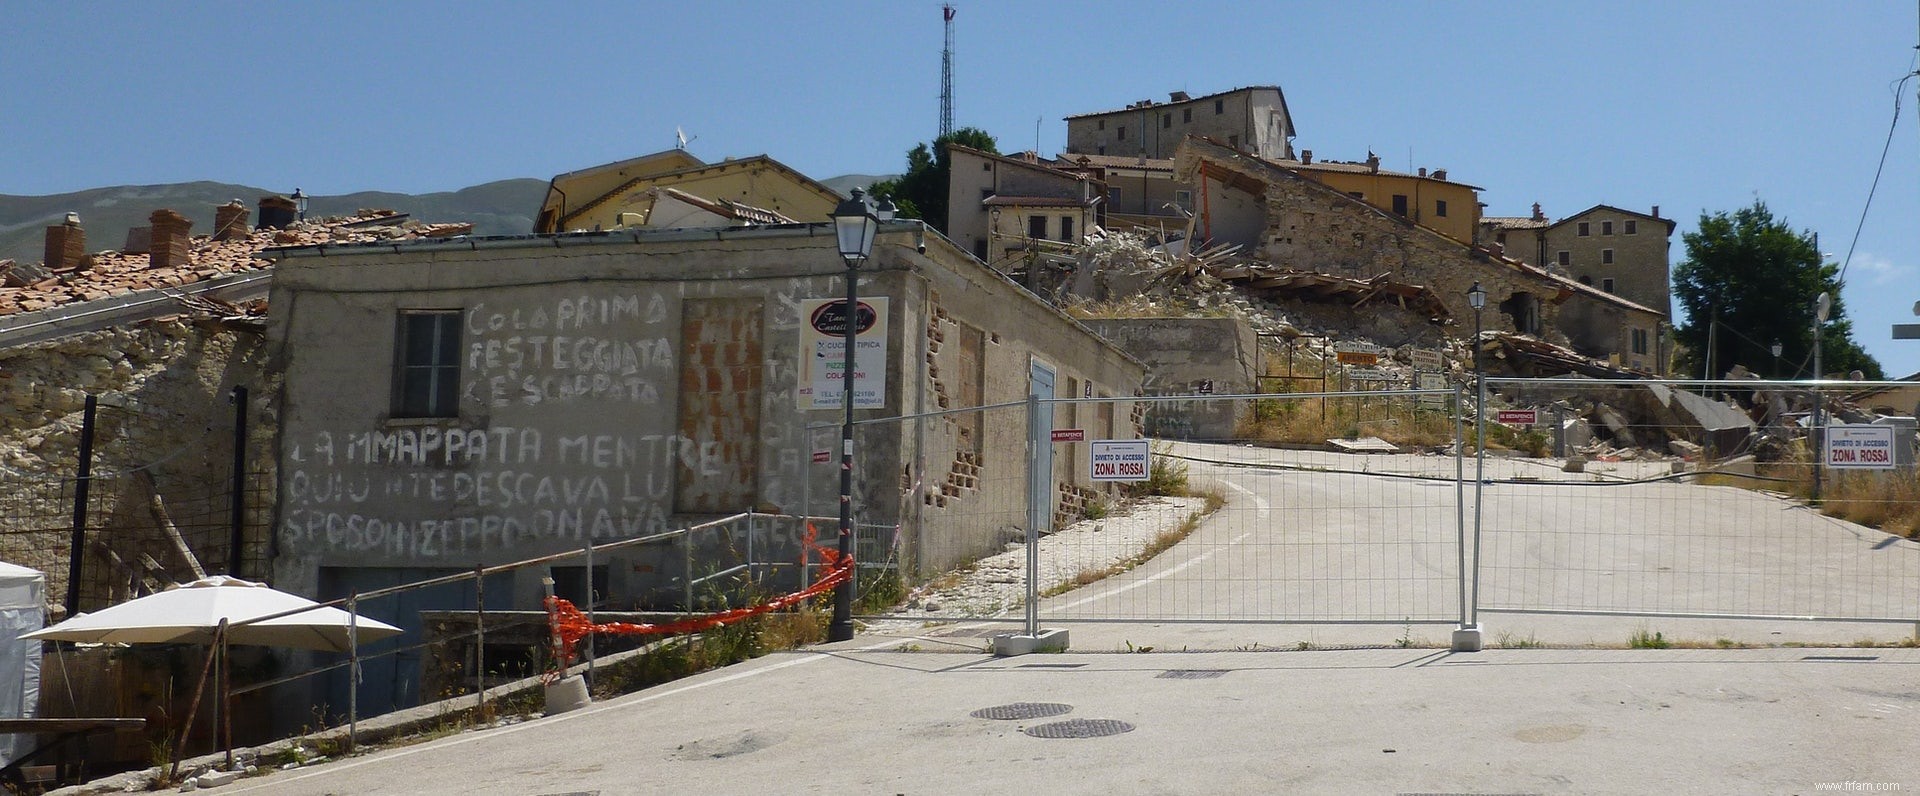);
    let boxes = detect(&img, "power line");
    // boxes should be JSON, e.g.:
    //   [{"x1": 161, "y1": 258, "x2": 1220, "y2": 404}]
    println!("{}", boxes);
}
[{"x1": 1834, "y1": 63, "x2": 1917, "y2": 287}]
